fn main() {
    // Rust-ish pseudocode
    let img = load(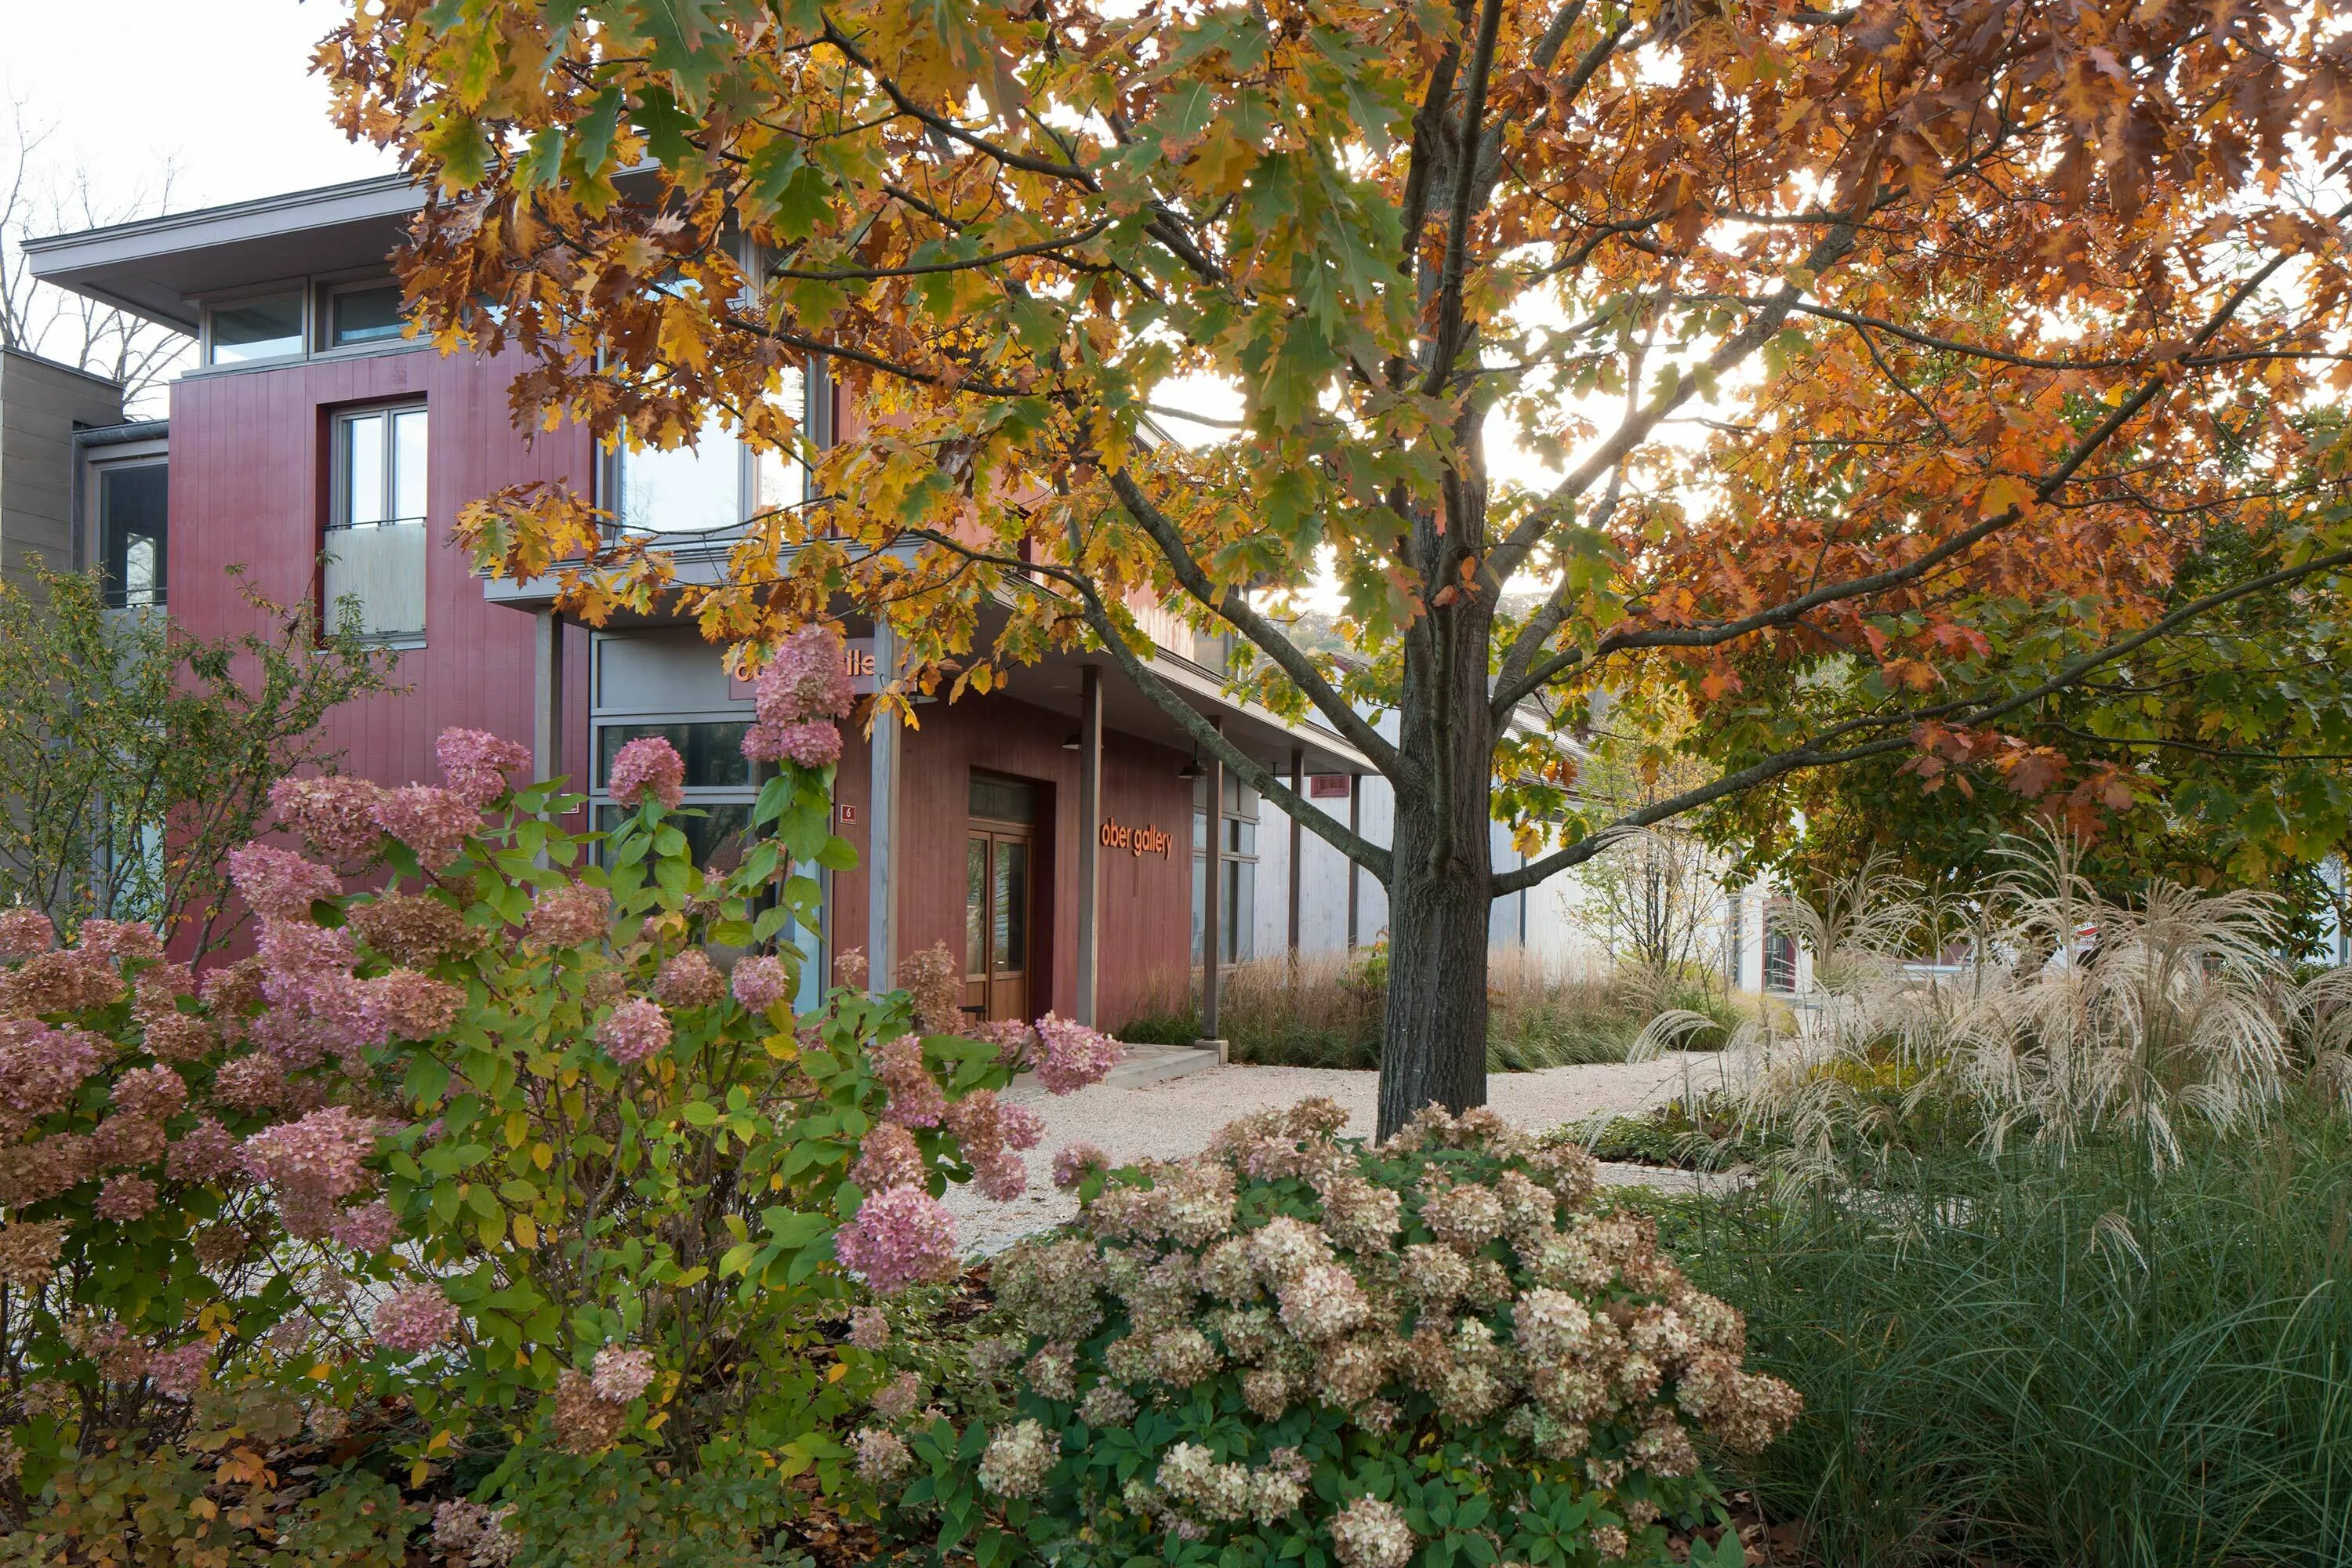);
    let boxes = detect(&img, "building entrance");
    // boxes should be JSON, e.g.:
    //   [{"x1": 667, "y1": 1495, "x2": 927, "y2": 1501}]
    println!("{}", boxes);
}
[{"x1": 964, "y1": 773, "x2": 1036, "y2": 1022}]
